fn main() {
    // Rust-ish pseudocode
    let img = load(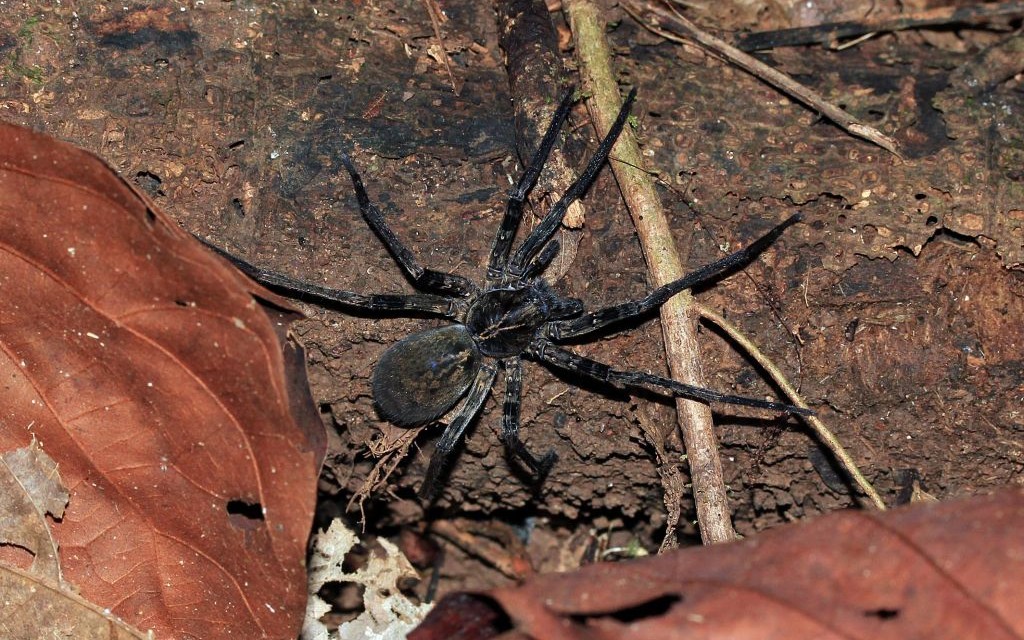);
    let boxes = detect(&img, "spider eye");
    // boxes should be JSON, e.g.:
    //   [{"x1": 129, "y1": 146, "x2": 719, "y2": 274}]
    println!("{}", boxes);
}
[{"x1": 372, "y1": 325, "x2": 482, "y2": 426}]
